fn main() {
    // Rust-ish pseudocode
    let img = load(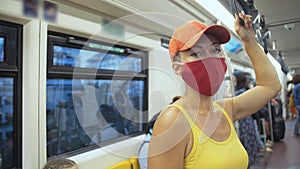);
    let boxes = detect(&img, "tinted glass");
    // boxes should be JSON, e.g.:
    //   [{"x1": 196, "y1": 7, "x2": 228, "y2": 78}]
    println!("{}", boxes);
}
[
  {"x1": 53, "y1": 45, "x2": 142, "y2": 72},
  {"x1": 0, "y1": 77, "x2": 14, "y2": 169},
  {"x1": 46, "y1": 79, "x2": 144, "y2": 156},
  {"x1": 0, "y1": 37, "x2": 4, "y2": 62}
]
